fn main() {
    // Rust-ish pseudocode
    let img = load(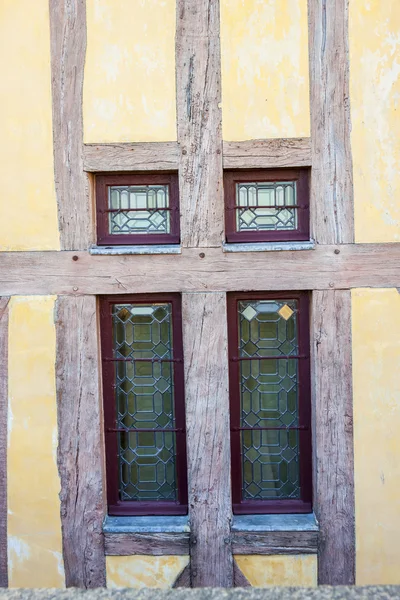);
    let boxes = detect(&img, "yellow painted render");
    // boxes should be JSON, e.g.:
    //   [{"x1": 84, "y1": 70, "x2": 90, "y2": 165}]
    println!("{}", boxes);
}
[
  {"x1": 84, "y1": 0, "x2": 177, "y2": 143},
  {"x1": 235, "y1": 555, "x2": 317, "y2": 587},
  {"x1": 0, "y1": 1, "x2": 59, "y2": 251},
  {"x1": 350, "y1": 2, "x2": 400, "y2": 242},
  {"x1": 352, "y1": 288, "x2": 400, "y2": 585},
  {"x1": 7, "y1": 296, "x2": 64, "y2": 588},
  {"x1": 106, "y1": 556, "x2": 189, "y2": 589},
  {"x1": 220, "y1": 0, "x2": 310, "y2": 141}
]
